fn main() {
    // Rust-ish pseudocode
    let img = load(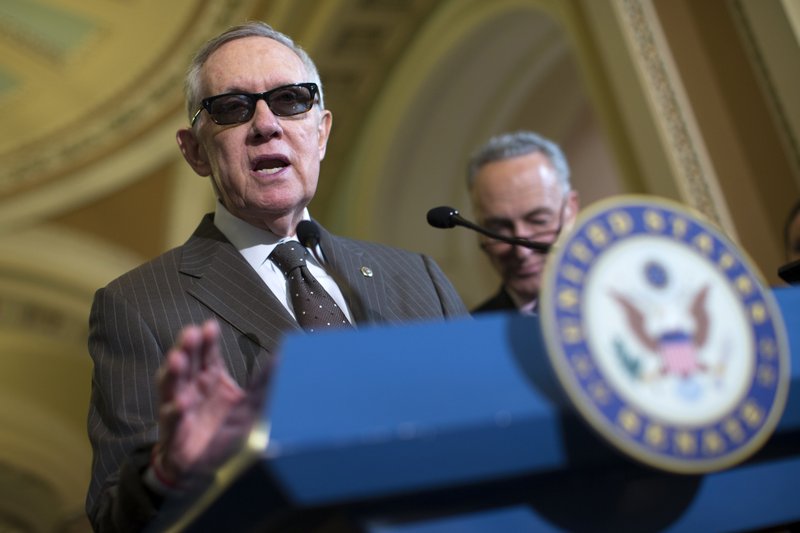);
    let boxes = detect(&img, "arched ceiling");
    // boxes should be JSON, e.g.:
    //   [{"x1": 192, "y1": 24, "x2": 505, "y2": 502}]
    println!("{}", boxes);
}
[
  {"x1": 0, "y1": 0, "x2": 450, "y2": 230},
  {"x1": 0, "y1": 0, "x2": 258, "y2": 229}
]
